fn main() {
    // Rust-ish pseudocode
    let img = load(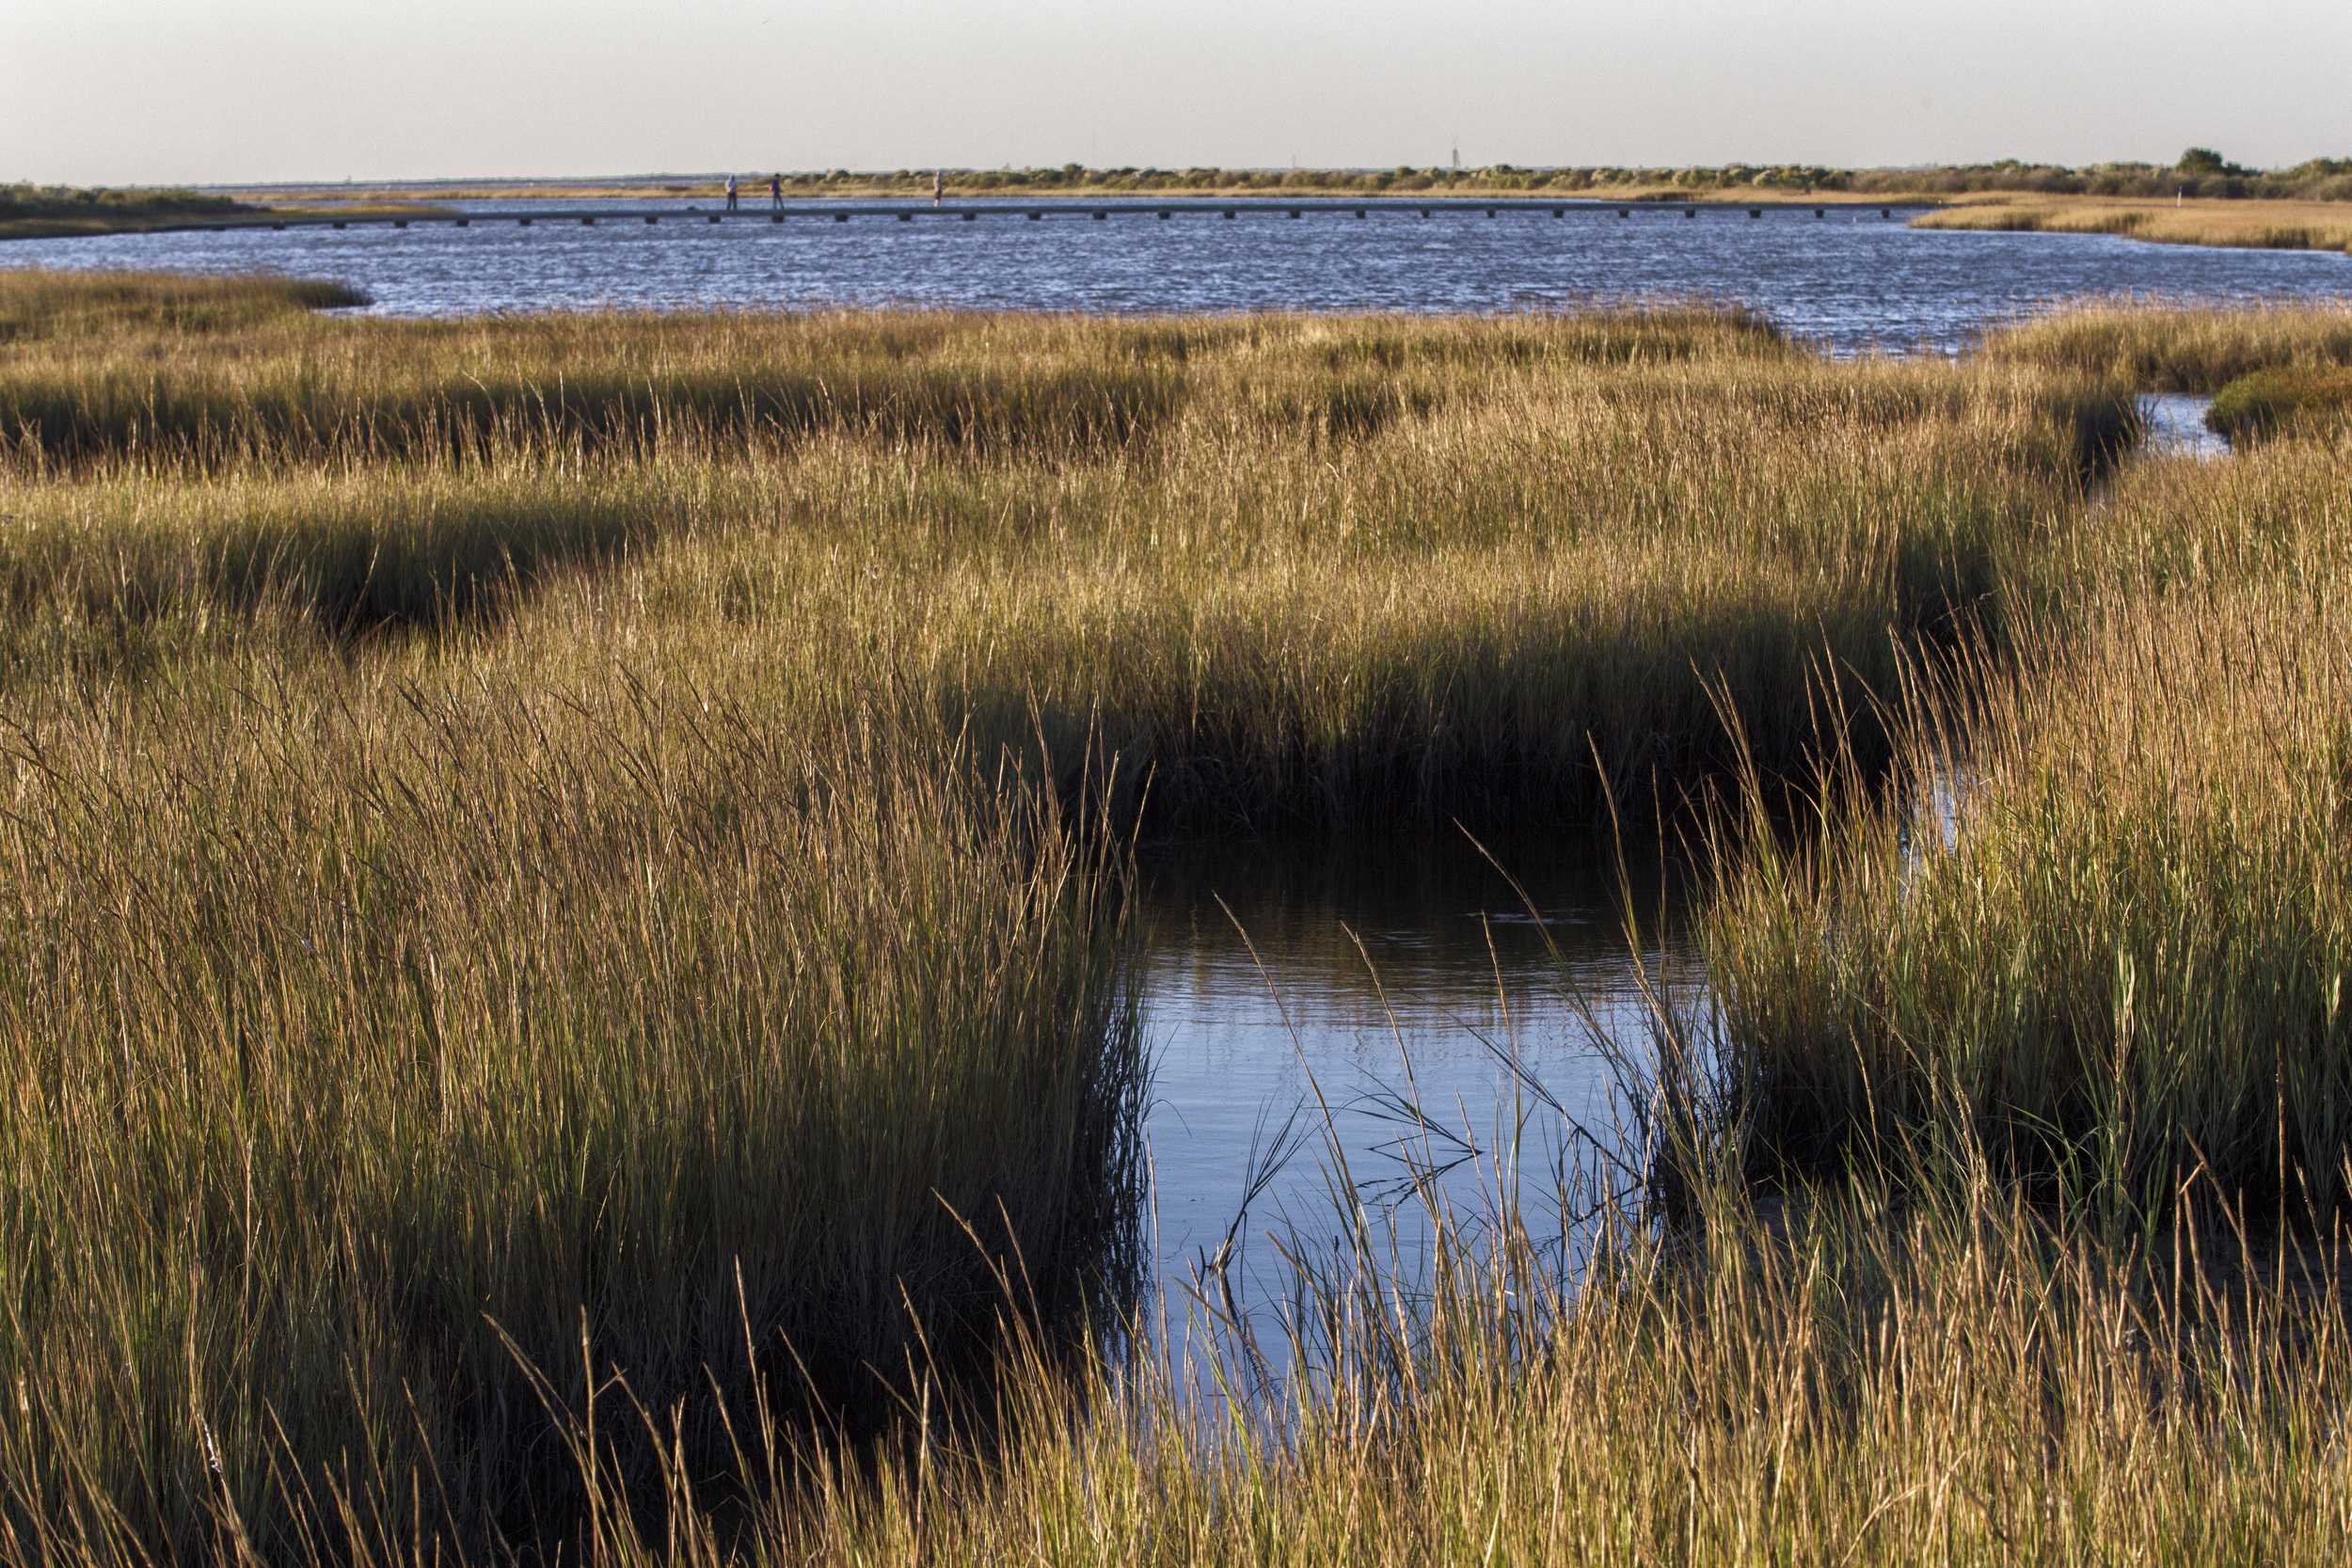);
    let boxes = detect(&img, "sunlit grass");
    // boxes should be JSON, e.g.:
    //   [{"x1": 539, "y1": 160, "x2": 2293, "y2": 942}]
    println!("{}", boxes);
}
[
  {"x1": 11, "y1": 273, "x2": 2352, "y2": 1563},
  {"x1": 1700, "y1": 338, "x2": 2352, "y2": 1217},
  {"x1": 1915, "y1": 193, "x2": 2352, "y2": 254},
  {"x1": 1979, "y1": 298, "x2": 2352, "y2": 390}
]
